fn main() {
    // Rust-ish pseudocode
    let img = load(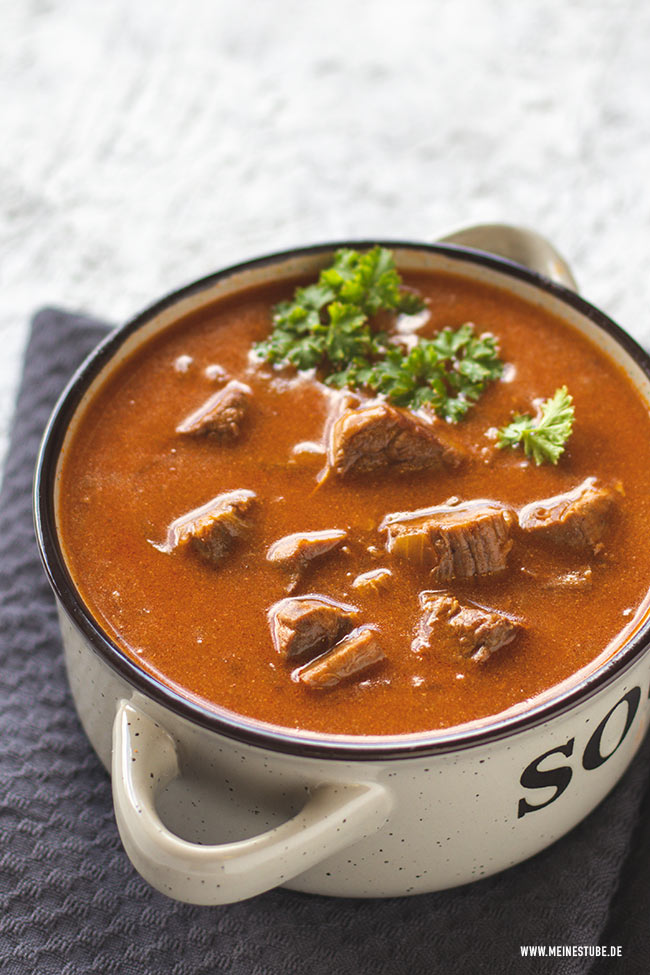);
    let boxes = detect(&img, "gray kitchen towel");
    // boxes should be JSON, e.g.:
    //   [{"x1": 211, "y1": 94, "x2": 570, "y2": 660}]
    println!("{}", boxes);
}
[{"x1": 0, "y1": 308, "x2": 648, "y2": 975}]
